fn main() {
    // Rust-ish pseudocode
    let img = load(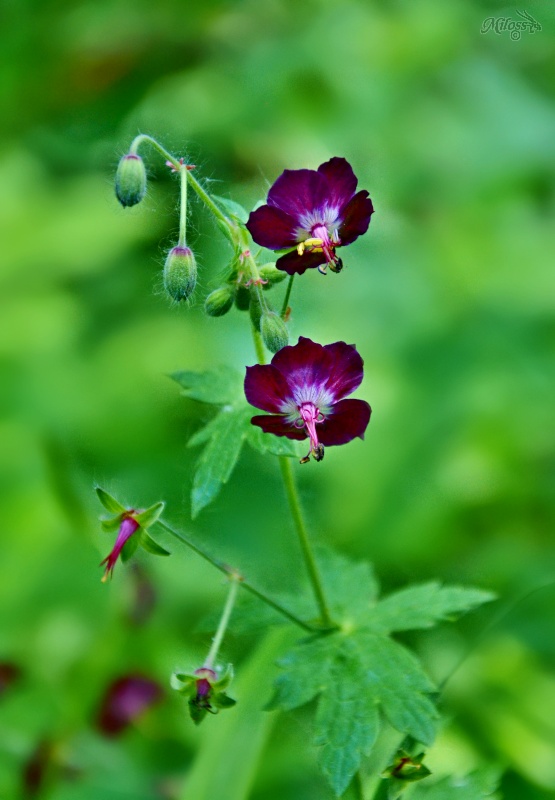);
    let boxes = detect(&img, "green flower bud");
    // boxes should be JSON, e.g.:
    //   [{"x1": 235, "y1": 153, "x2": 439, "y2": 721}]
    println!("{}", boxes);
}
[
  {"x1": 115, "y1": 154, "x2": 147, "y2": 208},
  {"x1": 204, "y1": 287, "x2": 234, "y2": 317},
  {"x1": 164, "y1": 246, "x2": 197, "y2": 302},
  {"x1": 258, "y1": 263, "x2": 287, "y2": 287},
  {"x1": 249, "y1": 291, "x2": 263, "y2": 331},
  {"x1": 261, "y1": 312, "x2": 289, "y2": 353},
  {"x1": 235, "y1": 285, "x2": 250, "y2": 311}
]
